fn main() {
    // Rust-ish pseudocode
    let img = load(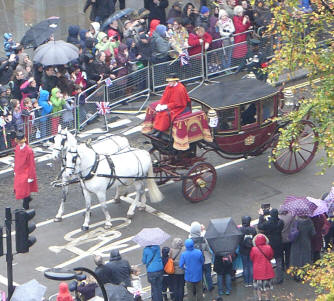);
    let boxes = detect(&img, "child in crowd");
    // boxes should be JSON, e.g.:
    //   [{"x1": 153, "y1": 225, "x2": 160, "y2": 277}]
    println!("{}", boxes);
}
[{"x1": 3, "y1": 33, "x2": 19, "y2": 57}]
